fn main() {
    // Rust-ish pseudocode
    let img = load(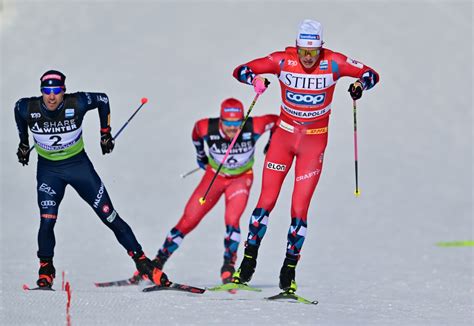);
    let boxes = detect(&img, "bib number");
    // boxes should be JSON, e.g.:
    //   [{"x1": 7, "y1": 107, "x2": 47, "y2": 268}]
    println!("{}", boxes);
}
[{"x1": 49, "y1": 135, "x2": 62, "y2": 146}]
